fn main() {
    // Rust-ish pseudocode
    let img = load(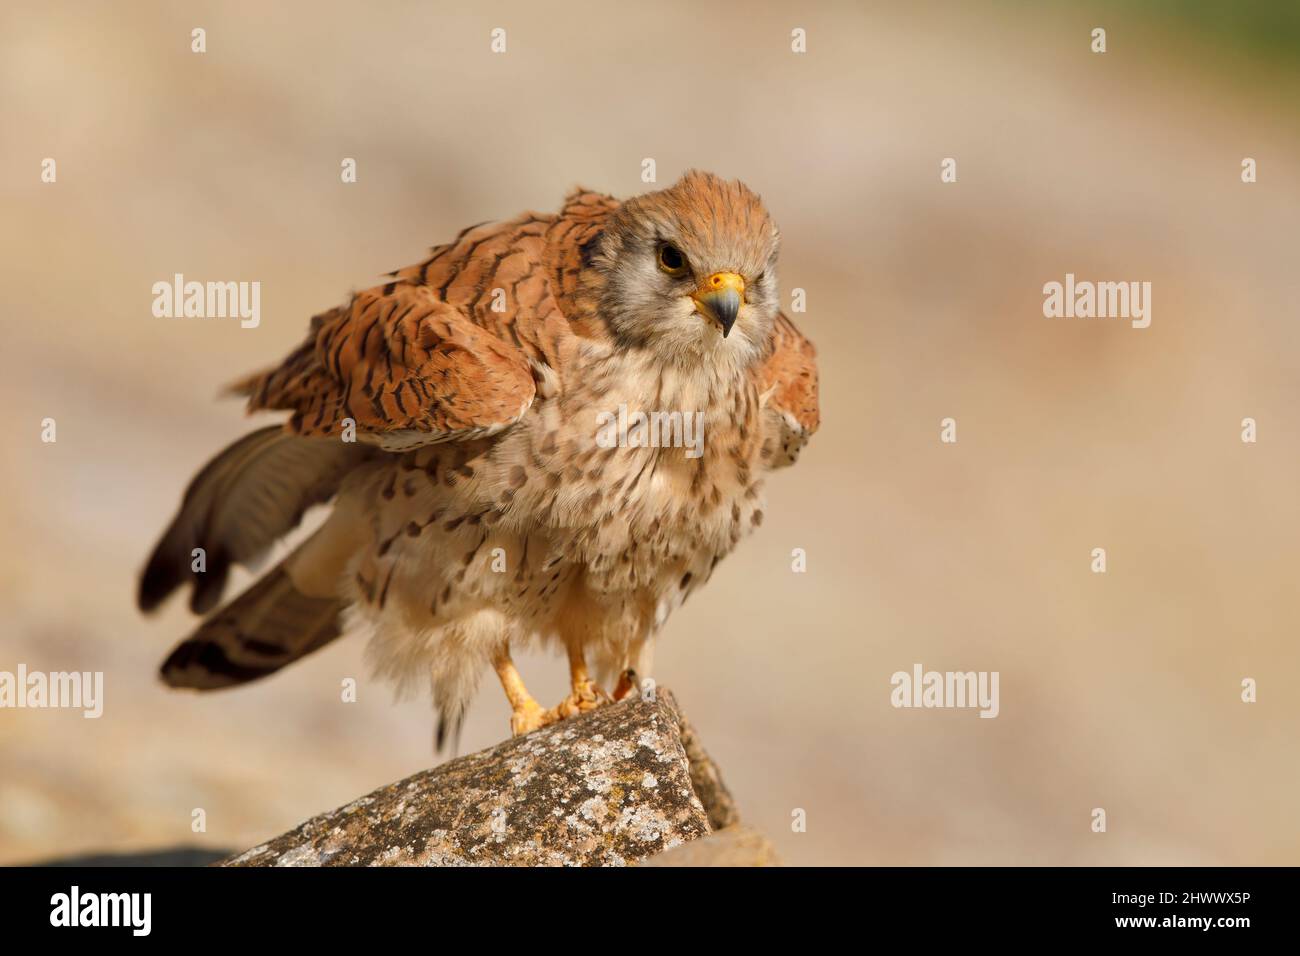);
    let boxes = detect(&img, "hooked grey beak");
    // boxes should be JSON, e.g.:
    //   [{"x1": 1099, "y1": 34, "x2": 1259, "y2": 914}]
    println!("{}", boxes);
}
[{"x1": 692, "y1": 271, "x2": 745, "y2": 338}]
